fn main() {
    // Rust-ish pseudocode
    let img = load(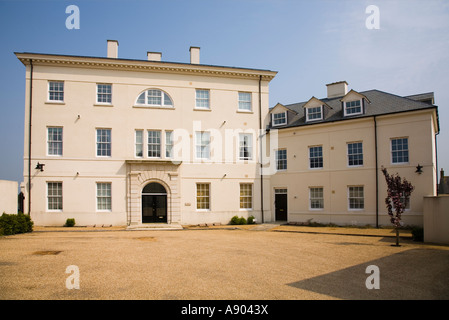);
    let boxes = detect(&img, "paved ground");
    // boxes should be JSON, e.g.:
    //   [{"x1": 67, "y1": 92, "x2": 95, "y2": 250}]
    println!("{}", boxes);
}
[{"x1": 1, "y1": 224, "x2": 448, "y2": 301}]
